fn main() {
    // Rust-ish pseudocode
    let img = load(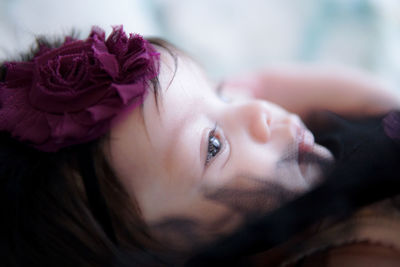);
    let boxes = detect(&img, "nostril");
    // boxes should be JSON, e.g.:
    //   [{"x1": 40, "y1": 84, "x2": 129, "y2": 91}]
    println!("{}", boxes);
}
[
  {"x1": 264, "y1": 112, "x2": 272, "y2": 127},
  {"x1": 262, "y1": 113, "x2": 269, "y2": 127},
  {"x1": 258, "y1": 112, "x2": 271, "y2": 142}
]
